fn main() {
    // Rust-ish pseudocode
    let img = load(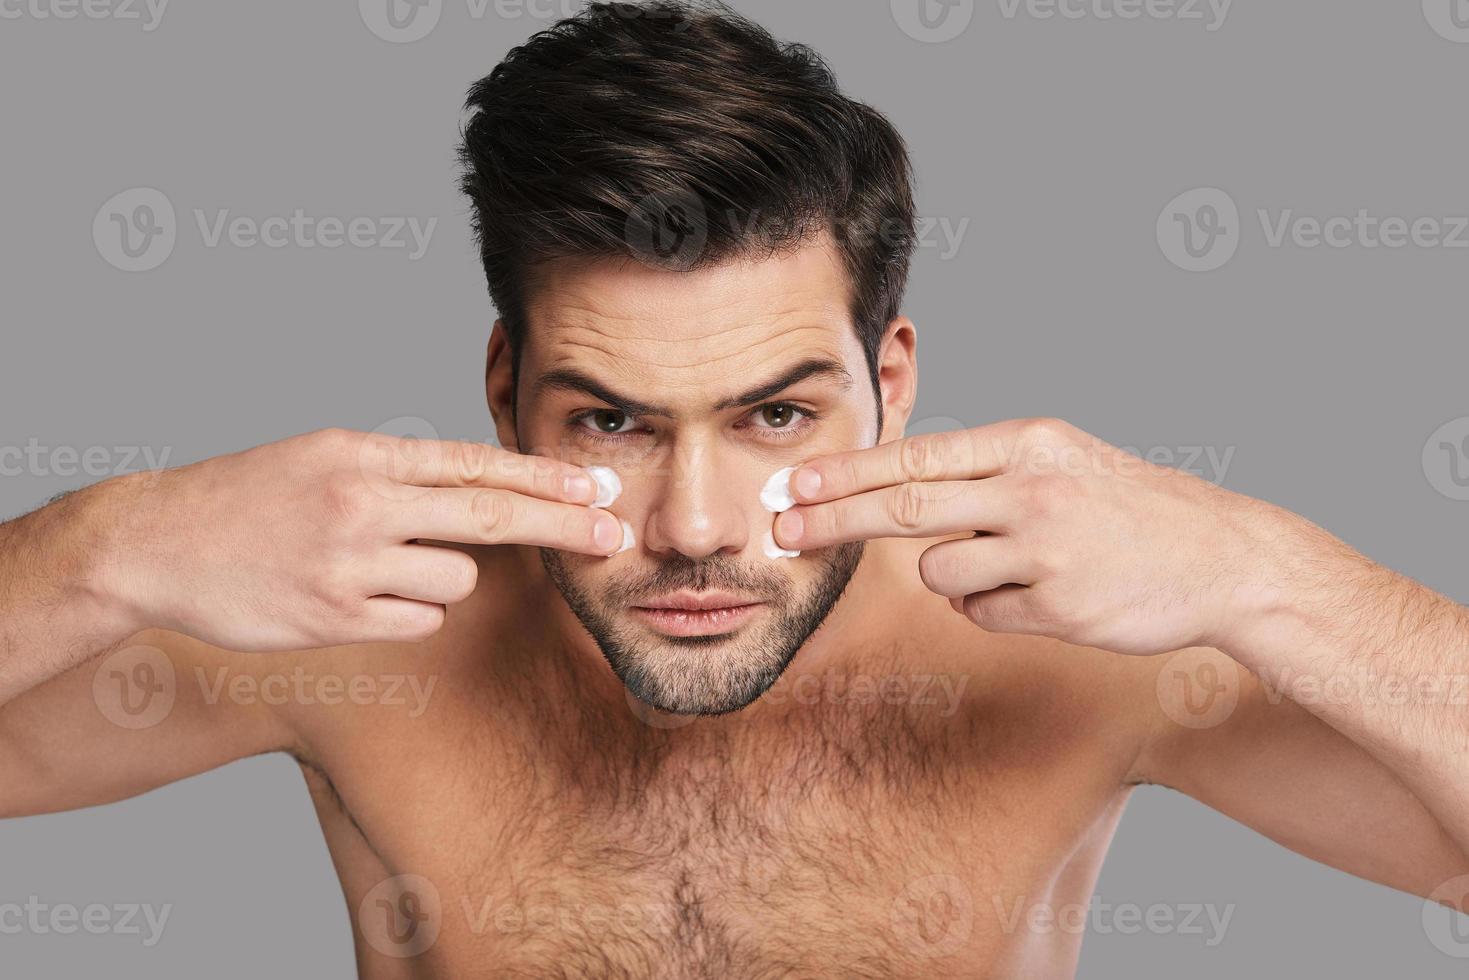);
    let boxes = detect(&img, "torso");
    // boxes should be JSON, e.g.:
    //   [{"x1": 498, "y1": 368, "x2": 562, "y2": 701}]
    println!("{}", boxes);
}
[{"x1": 290, "y1": 540, "x2": 1155, "y2": 979}]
